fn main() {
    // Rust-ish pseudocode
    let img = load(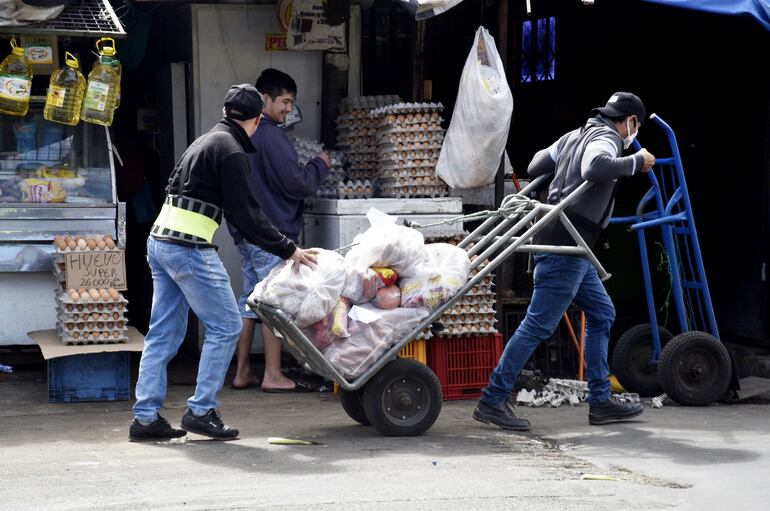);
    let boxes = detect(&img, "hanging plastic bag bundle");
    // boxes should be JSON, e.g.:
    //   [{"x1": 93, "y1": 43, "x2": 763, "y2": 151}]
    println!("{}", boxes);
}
[
  {"x1": 436, "y1": 26, "x2": 513, "y2": 189},
  {"x1": 250, "y1": 248, "x2": 346, "y2": 327},
  {"x1": 400, "y1": 243, "x2": 470, "y2": 310},
  {"x1": 44, "y1": 52, "x2": 86, "y2": 126}
]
